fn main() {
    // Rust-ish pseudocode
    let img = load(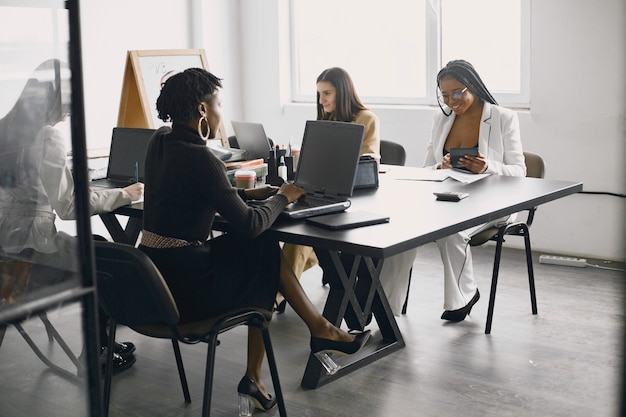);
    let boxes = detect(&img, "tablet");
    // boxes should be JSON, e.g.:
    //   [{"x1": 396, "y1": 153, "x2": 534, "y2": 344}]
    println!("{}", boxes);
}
[
  {"x1": 306, "y1": 211, "x2": 390, "y2": 230},
  {"x1": 450, "y1": 147, "x2": 478, "y2": 171}
]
